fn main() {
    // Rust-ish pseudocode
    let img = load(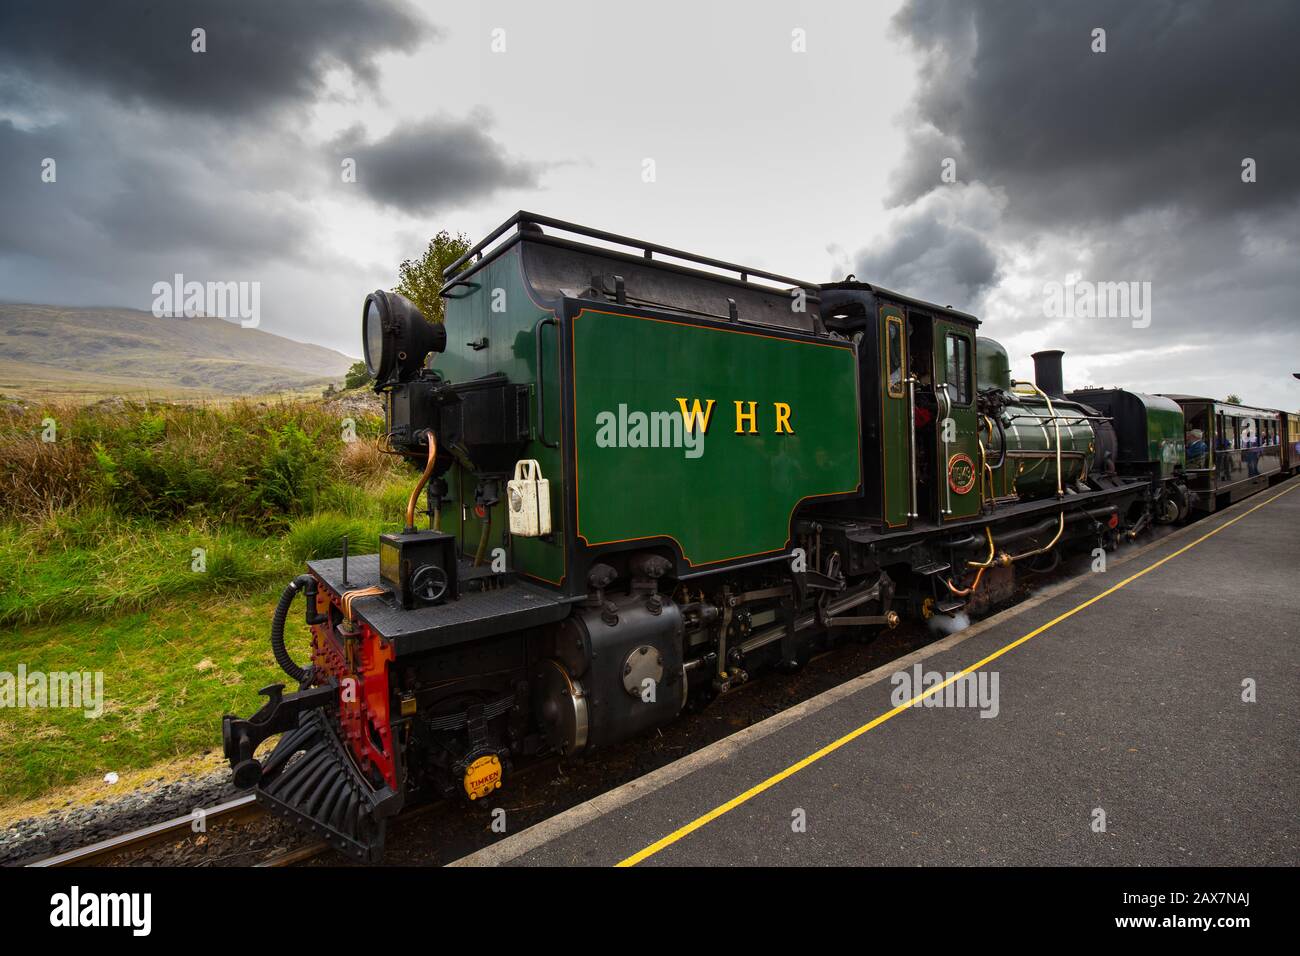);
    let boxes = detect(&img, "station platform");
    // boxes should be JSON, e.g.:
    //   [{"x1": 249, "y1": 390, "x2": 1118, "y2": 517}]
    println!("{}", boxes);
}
[{"x1": 453, "y1": 477, "x2": 1300, "y2": 867}]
